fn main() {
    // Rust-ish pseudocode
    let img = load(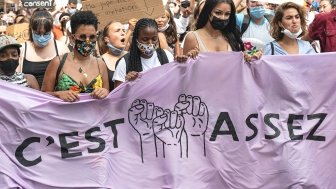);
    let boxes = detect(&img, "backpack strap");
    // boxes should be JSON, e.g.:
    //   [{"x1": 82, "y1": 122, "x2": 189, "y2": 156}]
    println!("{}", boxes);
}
[
  {"x1": 56, "y1": 53, "x2": 68, "y2": 82},
  {"x1": 241, "y1": 14, "x2": 251, "y2": 35},
  {"x1": 156, "y1": 48, "x2": 169, "y2": 65},
  {"x1": 53, "y1": 39, "x2": 60, "y2": 56},
  {"x1": 241, "y1": 14, "x2": 273, "y2": 35},
  {"x1": 270, "y1": 42, "x2": 274, "y2": 55}
]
